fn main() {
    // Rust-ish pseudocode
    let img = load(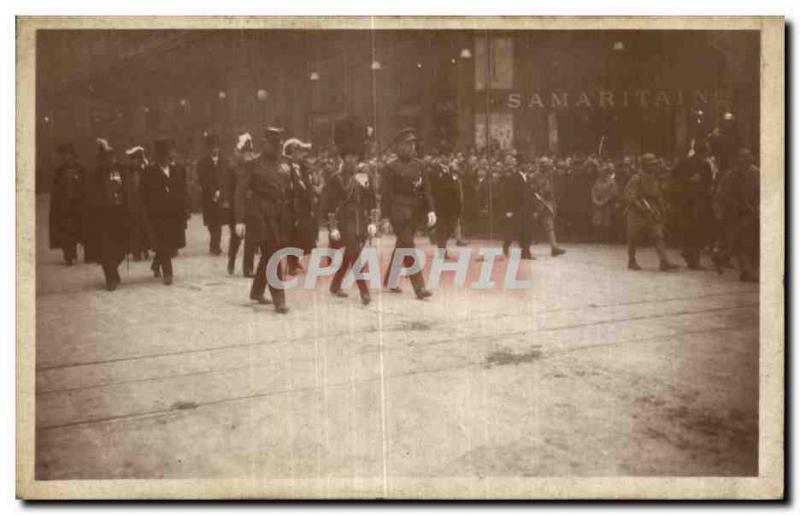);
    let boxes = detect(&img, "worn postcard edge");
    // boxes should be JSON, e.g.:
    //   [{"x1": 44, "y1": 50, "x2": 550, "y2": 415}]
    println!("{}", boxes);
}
[{"x1": 15, "y1": 15, "x2": 785, "y2": 500}]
